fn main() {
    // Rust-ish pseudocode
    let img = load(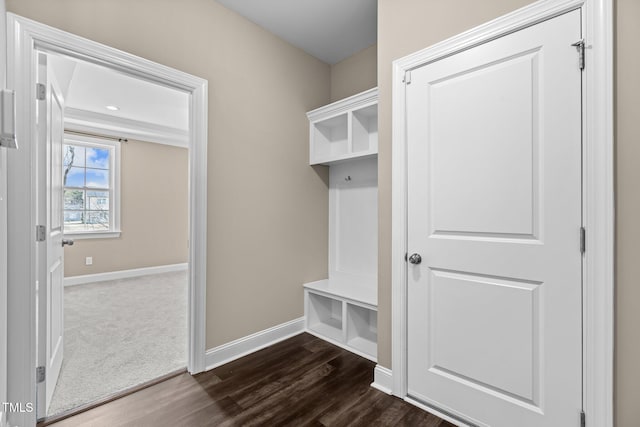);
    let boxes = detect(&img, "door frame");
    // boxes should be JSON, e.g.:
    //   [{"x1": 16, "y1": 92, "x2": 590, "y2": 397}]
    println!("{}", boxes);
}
[
  {"x1": 391, "y1": 0, "x2": 613, "y2": 426},
  {"x1": 6, "y1": 13, "x2": 208, "y2": 426},
  {"x1": 0, "y1": 1, "x2": 7, "y2": 424}
]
